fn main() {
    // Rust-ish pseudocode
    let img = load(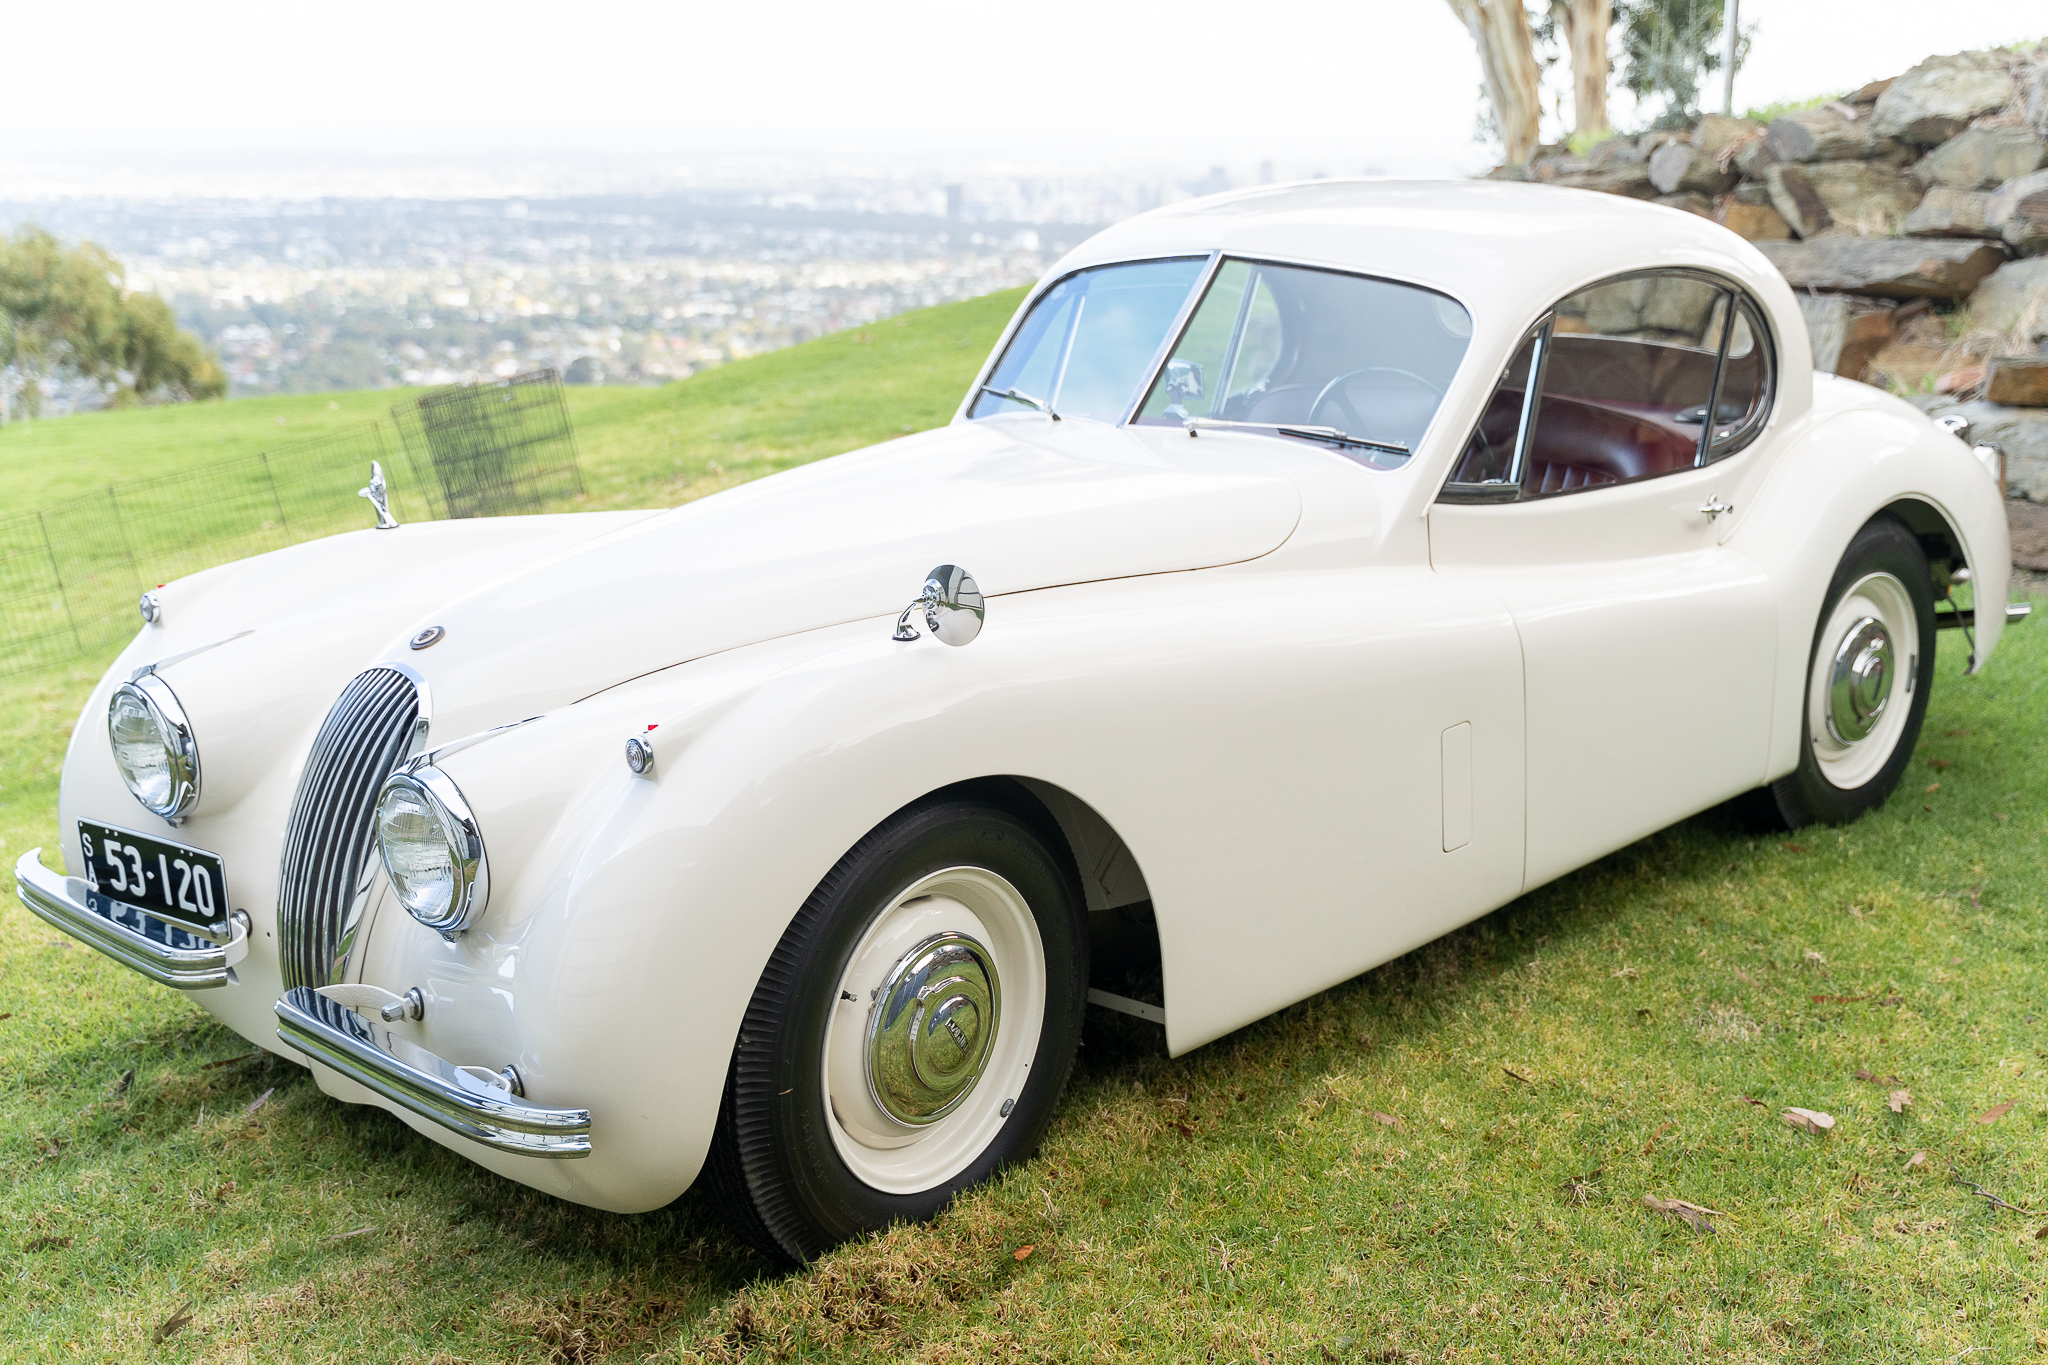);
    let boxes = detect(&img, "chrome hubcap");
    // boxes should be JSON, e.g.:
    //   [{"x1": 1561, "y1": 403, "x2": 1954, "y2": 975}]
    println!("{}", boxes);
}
[
  {"x1": 865, "y1": 932, "x2": 1001, "y2": 1126},
  {"x1": 1827, "y1": 616, "x2": 1893, "y2": 743}
]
